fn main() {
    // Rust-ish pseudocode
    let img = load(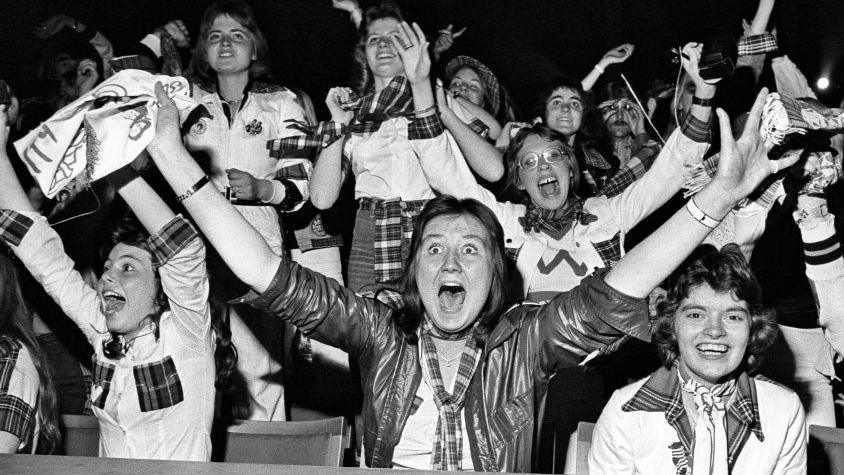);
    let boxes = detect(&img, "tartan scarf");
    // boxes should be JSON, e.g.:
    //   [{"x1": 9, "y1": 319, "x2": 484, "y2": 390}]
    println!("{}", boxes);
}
[
  {"x1": 340, "y1": 76, "x2": 415, "y2": 134},
  {"x1": 419, "y1": 319, "x2": 482, "y2": 471},
  {"x1": 518, "y1": 197, "x2": 595, "y2": 237},
  {"x1": 678, "y1": 368, "x2": 737, "y2": 475}
]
